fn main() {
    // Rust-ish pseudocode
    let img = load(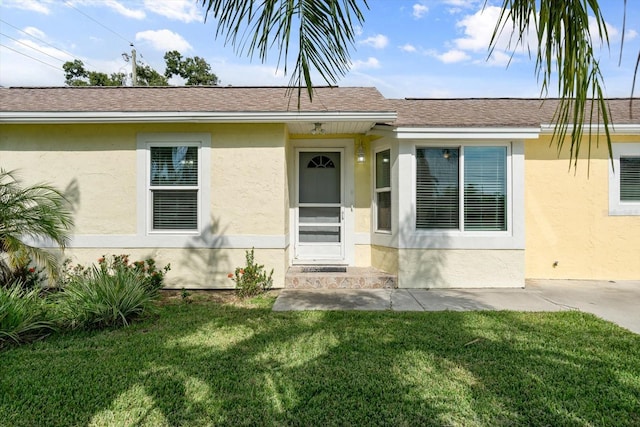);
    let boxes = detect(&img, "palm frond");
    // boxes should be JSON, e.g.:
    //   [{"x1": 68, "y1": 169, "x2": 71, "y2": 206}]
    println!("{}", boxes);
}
[
  {"x1": 491, "y1": 0, "x2": 612, "y2": 169},
  {"x1": 201, "y1": 0, "x2": 367, "y2": 105},
  {"x1": 0, "y1": 170, "x2": 74, "y2": 280}
]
